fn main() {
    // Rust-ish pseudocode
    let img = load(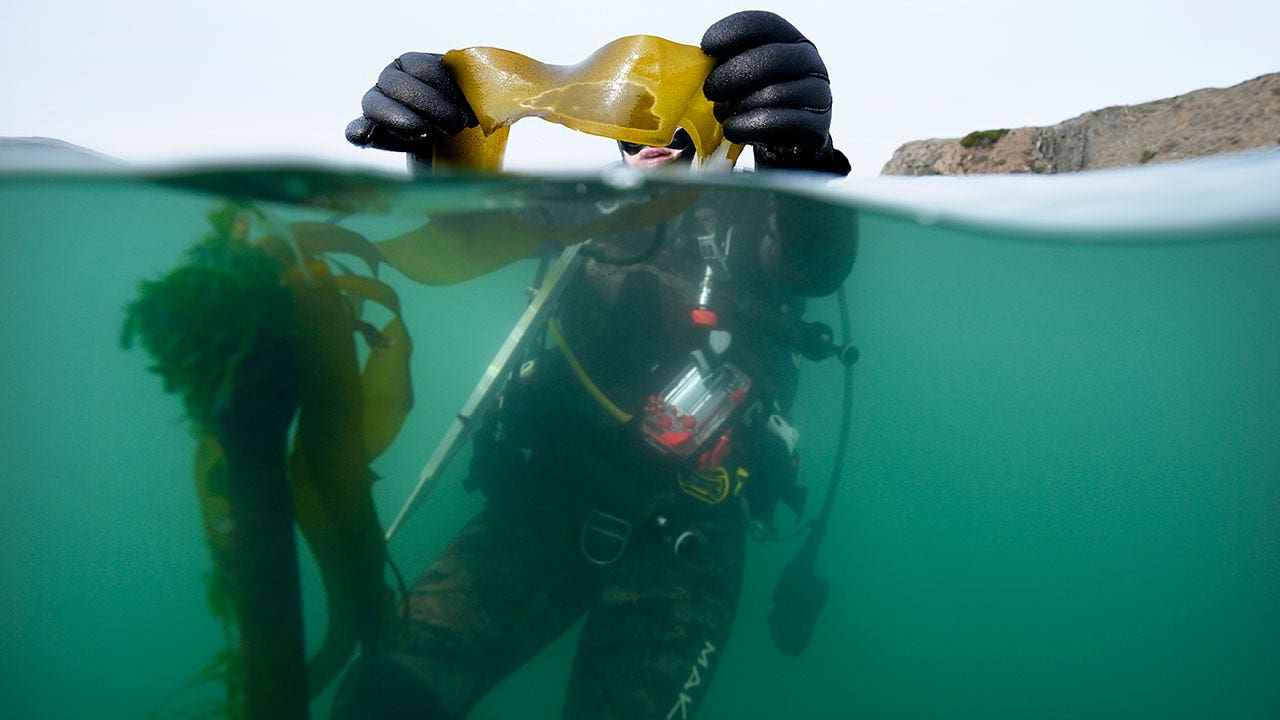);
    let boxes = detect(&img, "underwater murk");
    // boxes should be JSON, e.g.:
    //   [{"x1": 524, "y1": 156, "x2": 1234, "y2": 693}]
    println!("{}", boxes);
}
[{"x1": 1, "y1": 150, "x2": 1278, "y2": 719}]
